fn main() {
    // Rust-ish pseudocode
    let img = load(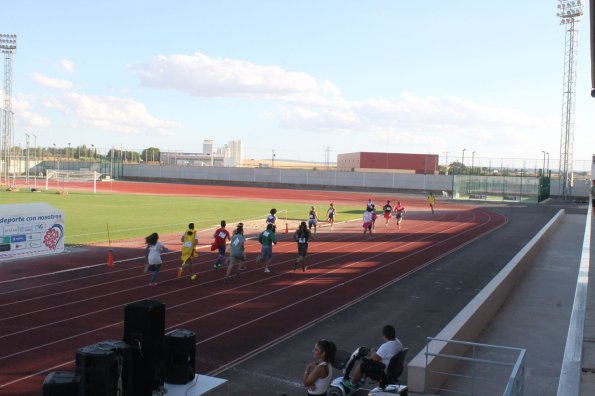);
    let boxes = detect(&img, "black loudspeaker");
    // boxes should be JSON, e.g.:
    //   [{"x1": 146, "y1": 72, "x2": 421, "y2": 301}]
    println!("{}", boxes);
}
[
  {"x1": 42, "y1": 371, "x2": 80, "y2": 396},
  {"x1": 95, "y1": 340, "x2": 133, "y2": 396},
  {"x1": 164, "y1": 329, "x2": 196, "y2": 384},
  {"x1": 75, "y1": 344, "x2": 119, "y2": 396},
  {"x1": 123, "y1": 300, "x2": 166, "y2": 396}
]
